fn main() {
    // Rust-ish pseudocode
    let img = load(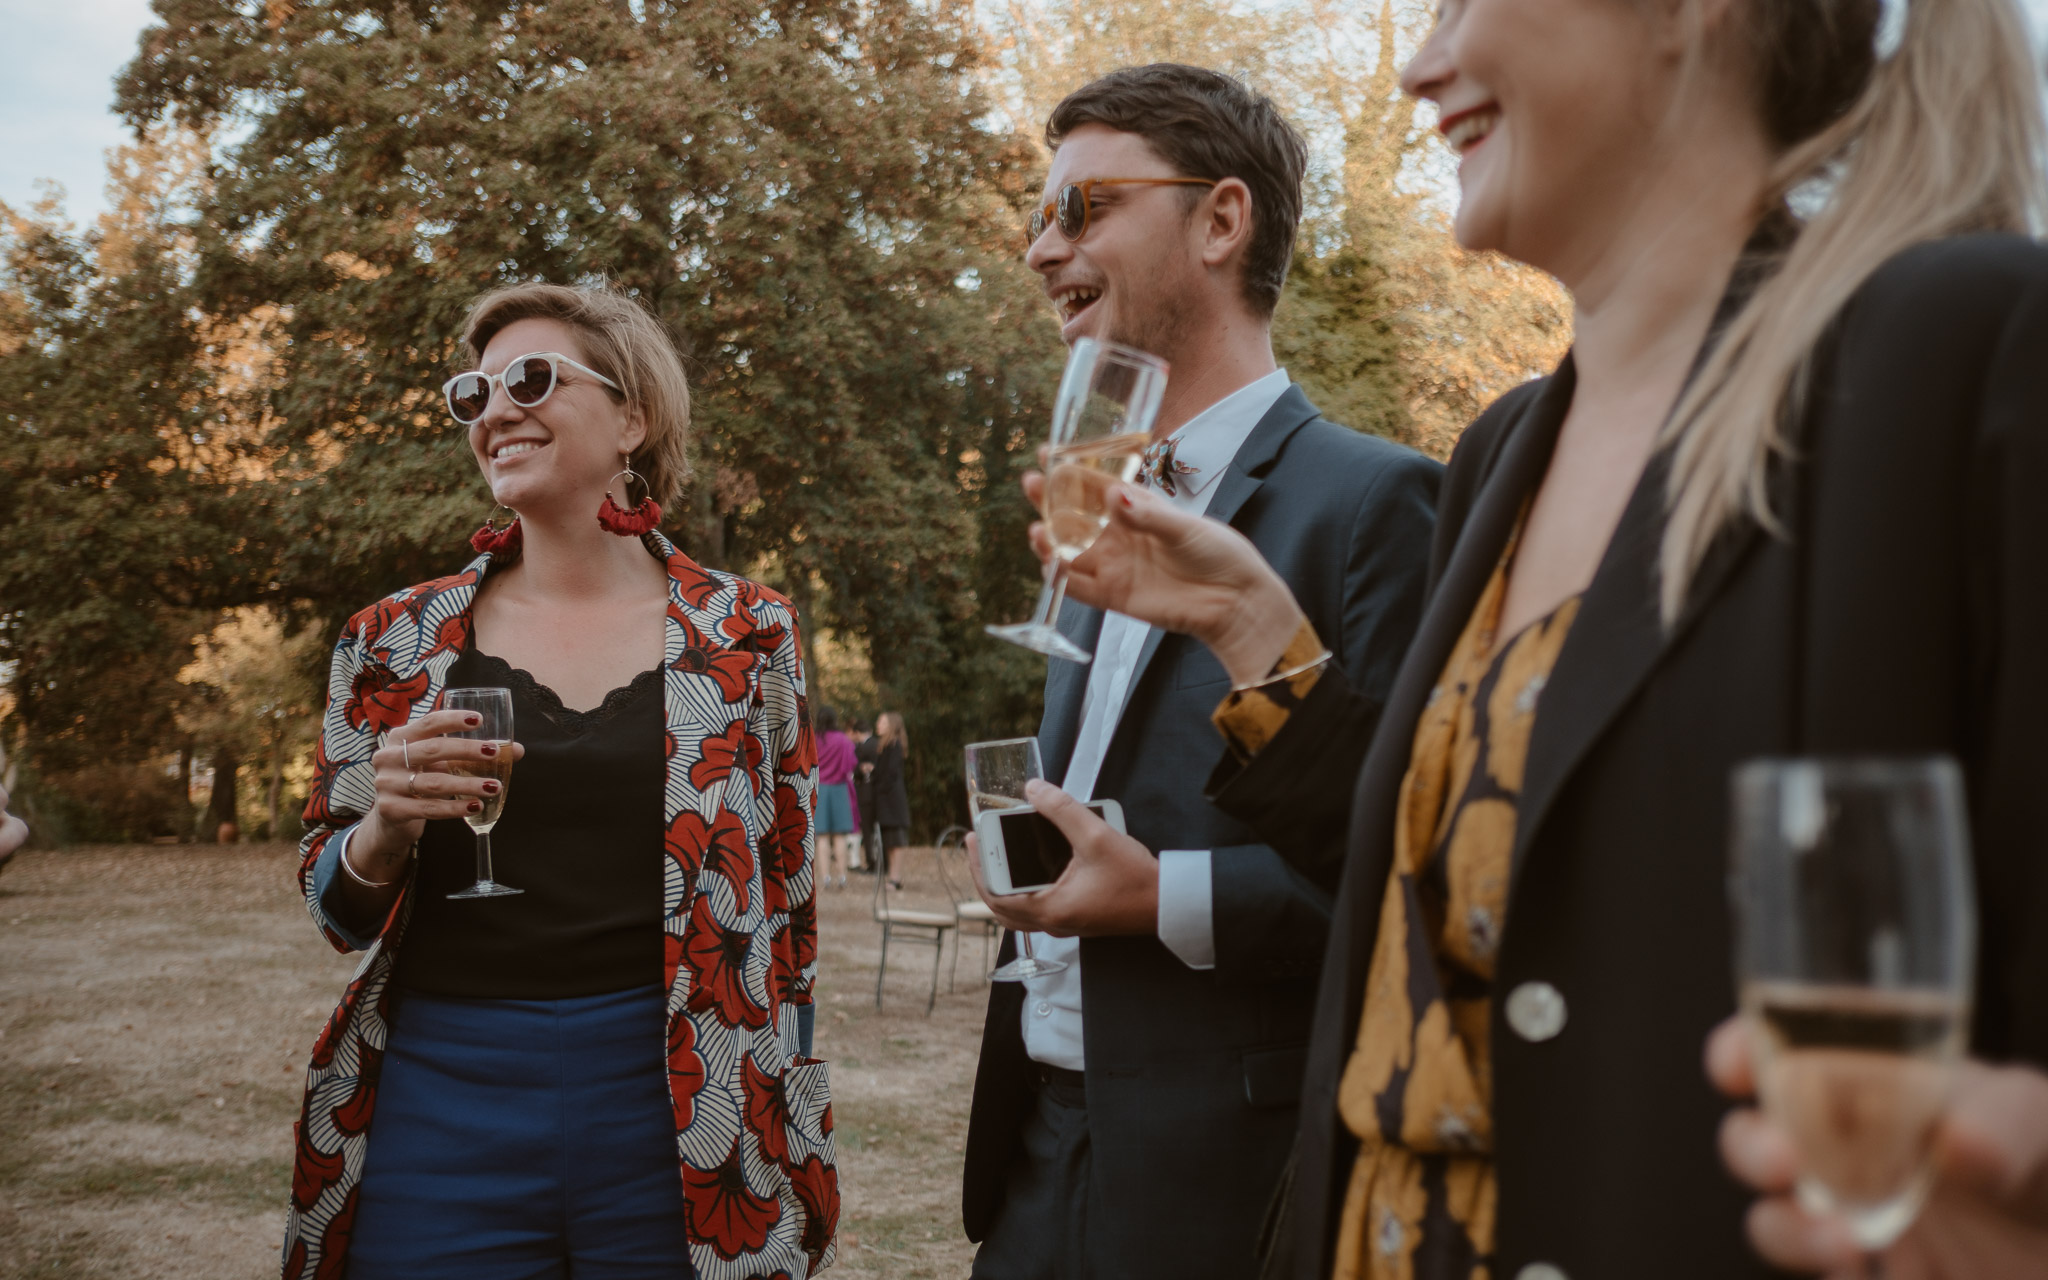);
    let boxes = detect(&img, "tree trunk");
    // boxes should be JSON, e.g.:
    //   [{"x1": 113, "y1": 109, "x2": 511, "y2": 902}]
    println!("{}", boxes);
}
[
  {"x1": 207, "y1": 746, "x2": 240, "y2": 842},
  {"x1": 268, "y1": 723, "x2": 285, "y2": 842},
  {"x1": 178, "y1": 740, "x2": 194, "y2": 840},
  {"x1": 689, "y1": 487, "x2": 726, "y2": 570}
]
